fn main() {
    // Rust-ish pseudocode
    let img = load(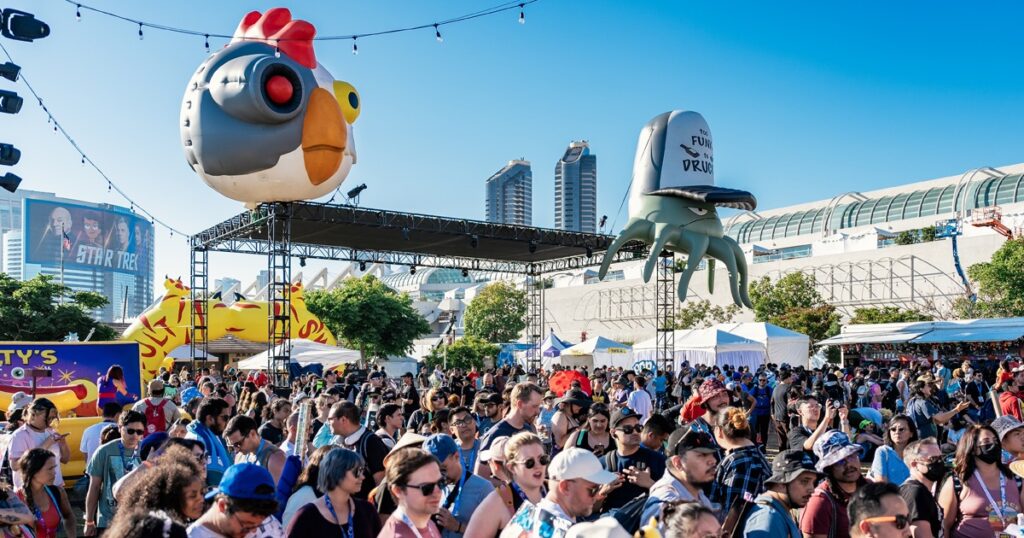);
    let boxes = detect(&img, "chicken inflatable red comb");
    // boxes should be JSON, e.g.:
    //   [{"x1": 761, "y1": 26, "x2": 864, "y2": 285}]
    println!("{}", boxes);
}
[{"x1": 181, "y1": 8, "x2": 360, "y2": 207}]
